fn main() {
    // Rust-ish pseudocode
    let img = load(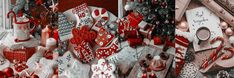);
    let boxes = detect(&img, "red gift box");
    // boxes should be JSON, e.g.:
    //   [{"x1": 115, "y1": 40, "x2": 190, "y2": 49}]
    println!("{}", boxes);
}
[
  {"x1": 127, "y1": 12, "x2": 143, "y2": 28},
  {"x1": 3, "y1": 47, "x2": 36, "y2": 62}
]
